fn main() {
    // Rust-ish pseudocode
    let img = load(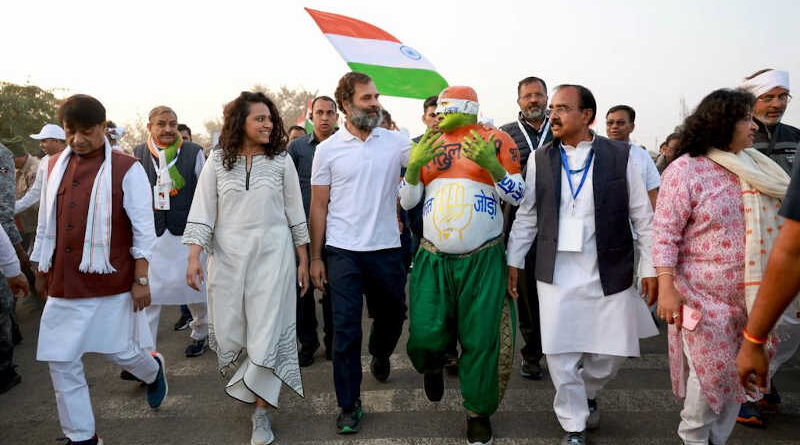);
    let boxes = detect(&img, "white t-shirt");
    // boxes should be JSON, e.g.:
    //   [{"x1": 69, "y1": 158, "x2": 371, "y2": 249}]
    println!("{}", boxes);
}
[
  {"x1": 629, "y1": 143, "x2": 661, "y2": 191},
  {"x1": 311, "y1": 126, "x2": 411, "y2": 251}
]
